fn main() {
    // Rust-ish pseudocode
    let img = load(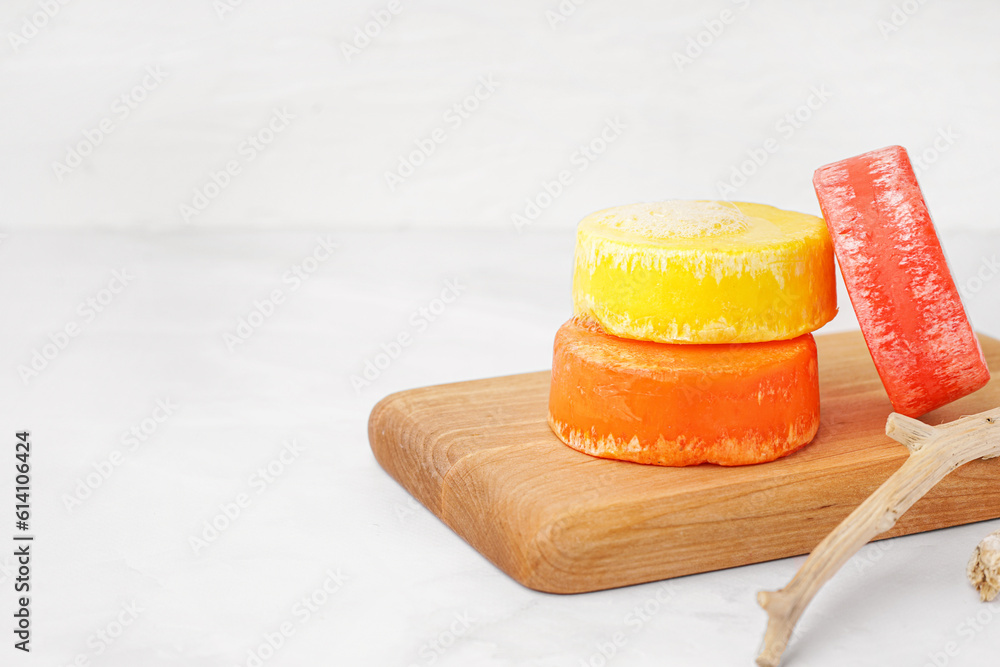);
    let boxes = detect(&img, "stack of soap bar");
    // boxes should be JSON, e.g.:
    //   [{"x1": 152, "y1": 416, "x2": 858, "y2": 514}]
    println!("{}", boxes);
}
[
  {"x1": 549, "y1": 318, "x2": 820, "y2": 466},
  {"x1": 813, "y1": 145, "x2": 990, "y2": 417},
  {"x1": 549, "y1": 200, "x2": 836, "y2": 466},
  {"x1": 573, "y1": 200, "x2": 837, "y2": 344}
]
